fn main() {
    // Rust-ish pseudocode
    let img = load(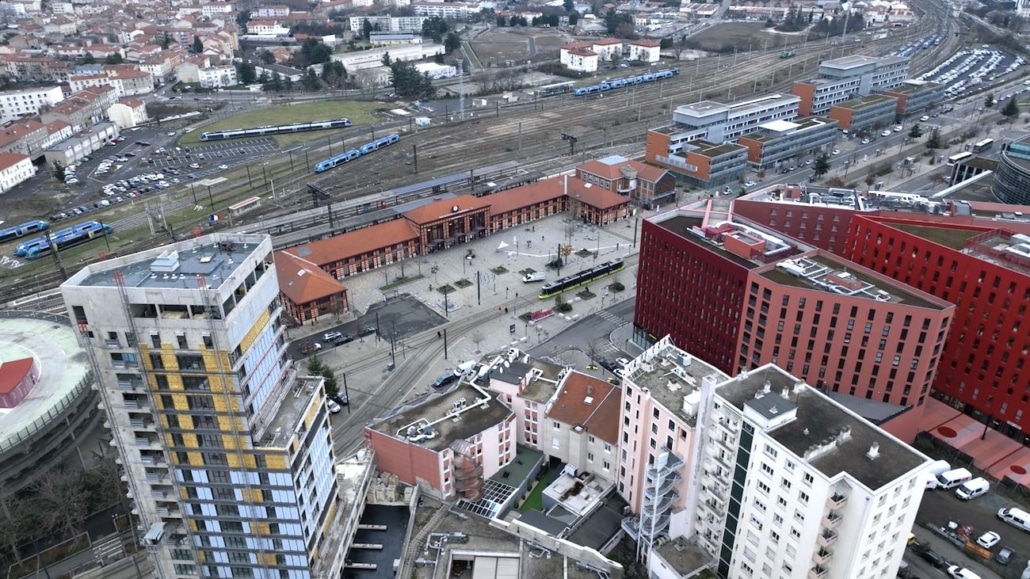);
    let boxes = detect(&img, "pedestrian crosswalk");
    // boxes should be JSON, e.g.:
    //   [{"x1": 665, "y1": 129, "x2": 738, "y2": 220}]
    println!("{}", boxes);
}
[{"x1": 597, "y1": 310, "x2": 629, "y2": 327}]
